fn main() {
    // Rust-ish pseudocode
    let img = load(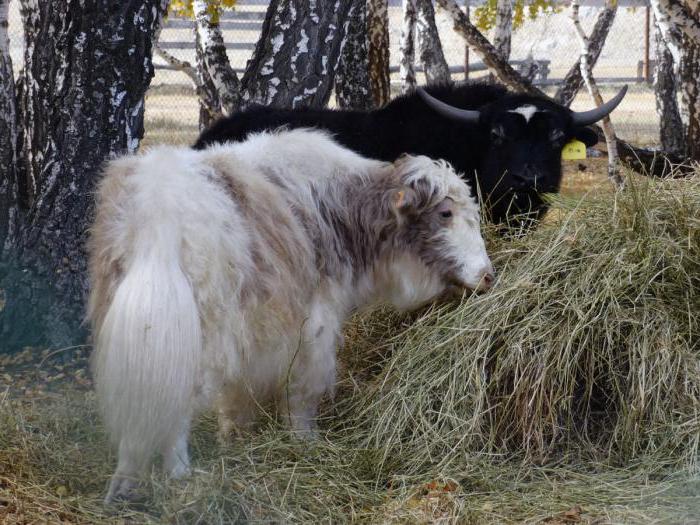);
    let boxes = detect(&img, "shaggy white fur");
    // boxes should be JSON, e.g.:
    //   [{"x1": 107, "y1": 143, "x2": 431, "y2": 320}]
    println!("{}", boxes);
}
[{"x1": 88, "y1": 129, "x2": 493, "y2": 503}]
